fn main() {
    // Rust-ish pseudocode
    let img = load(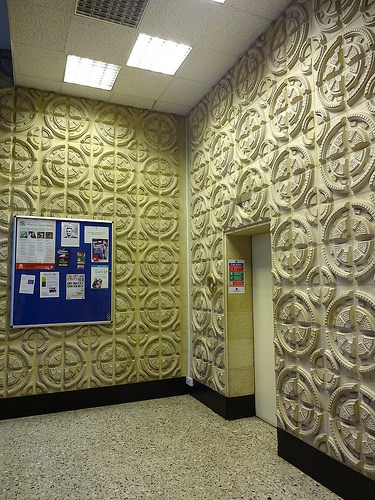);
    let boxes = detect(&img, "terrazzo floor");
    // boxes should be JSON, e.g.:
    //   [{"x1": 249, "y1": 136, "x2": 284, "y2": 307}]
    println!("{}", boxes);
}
[{"x1": 0, "y1": 395, "x2": 342, "y2": 500}]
